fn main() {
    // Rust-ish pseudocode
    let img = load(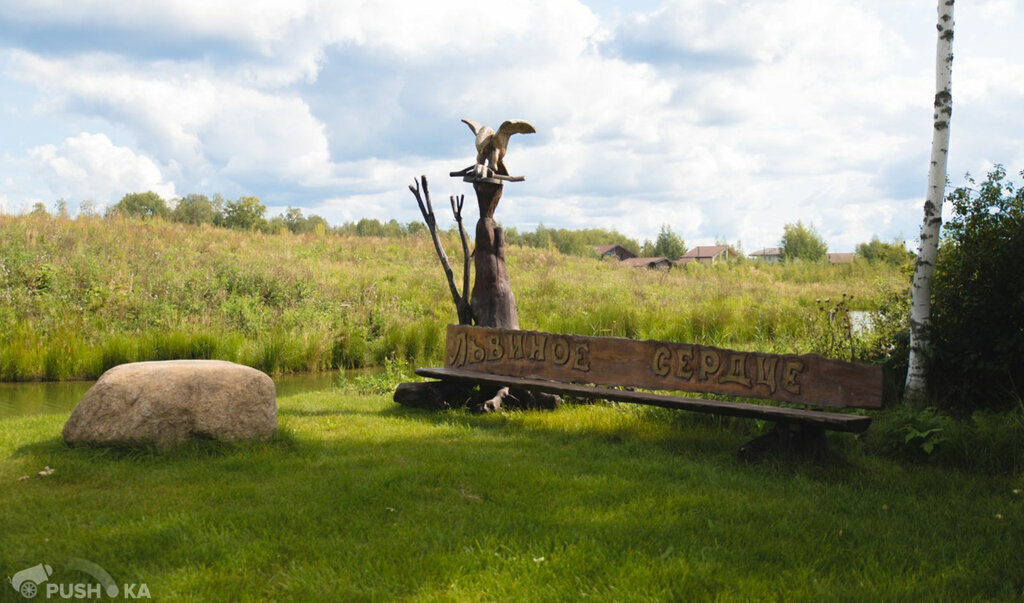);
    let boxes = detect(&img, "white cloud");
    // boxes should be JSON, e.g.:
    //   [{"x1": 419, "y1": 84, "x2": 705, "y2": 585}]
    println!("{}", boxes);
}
[
  {"x1": 24, "y1": 132, "x2": 175, "y2": 206},
  {"x1": 8, "y1": 51, "x2": 333, "y2": 187},
  {"x1": 0, "y1": 0, "x2": 1022, "y2": 252}
]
